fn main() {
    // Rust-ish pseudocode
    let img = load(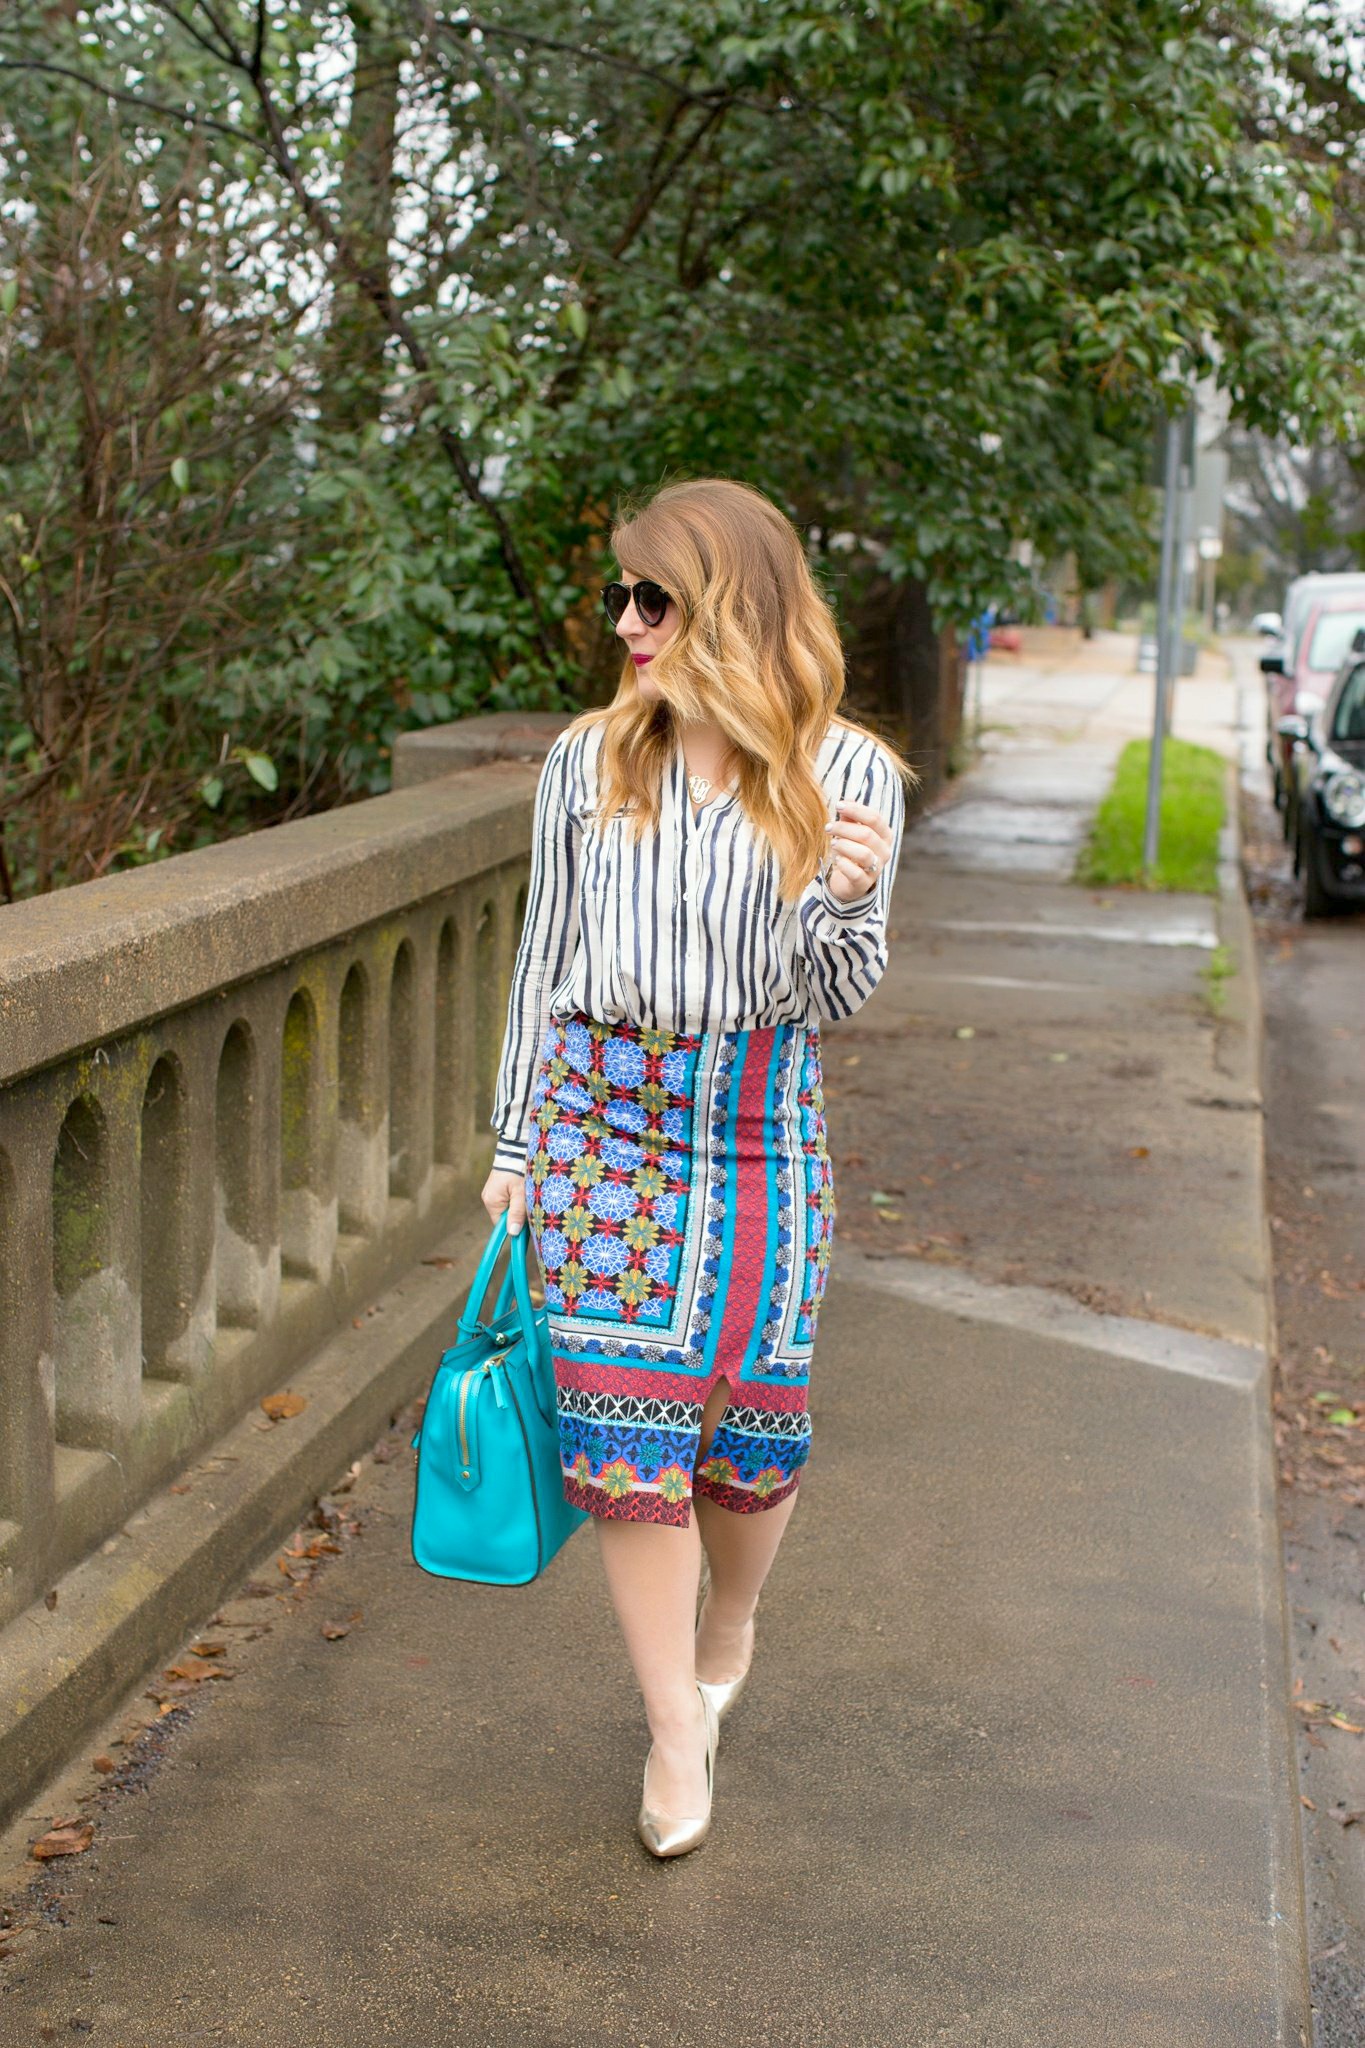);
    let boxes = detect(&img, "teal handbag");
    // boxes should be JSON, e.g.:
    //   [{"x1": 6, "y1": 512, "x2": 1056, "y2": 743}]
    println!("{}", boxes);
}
[{"x1": 410, "y1": 1213, "x2": 588, "y2": 1585}]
